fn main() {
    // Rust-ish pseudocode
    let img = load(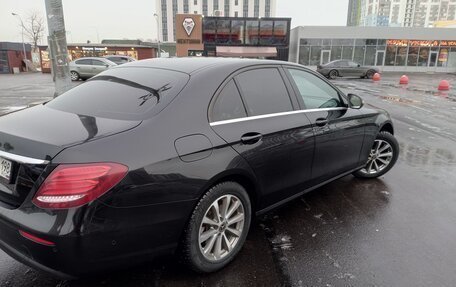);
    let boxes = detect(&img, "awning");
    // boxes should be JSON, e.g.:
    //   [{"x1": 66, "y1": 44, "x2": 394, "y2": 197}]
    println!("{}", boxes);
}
[{"x1": 216, "y1": 46, "x2": 277, "y2": 58}]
